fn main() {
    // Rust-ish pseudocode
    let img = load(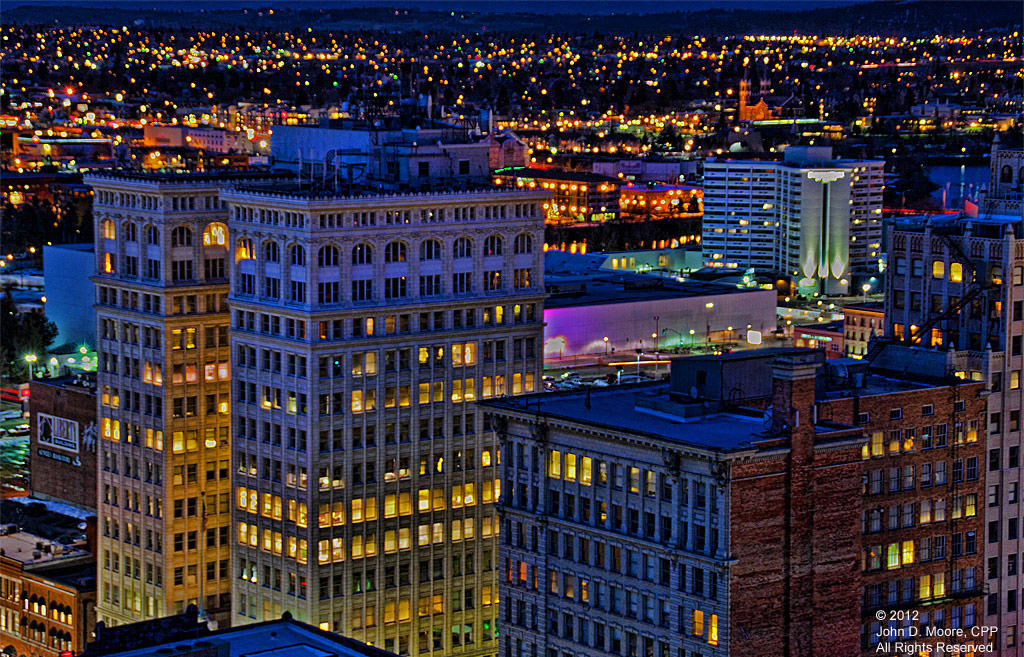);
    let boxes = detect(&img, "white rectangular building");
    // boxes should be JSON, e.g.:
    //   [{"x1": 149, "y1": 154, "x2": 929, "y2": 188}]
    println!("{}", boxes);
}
[{"x1": 701, "y1": 146, "x2": 883, "y2": 295}]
